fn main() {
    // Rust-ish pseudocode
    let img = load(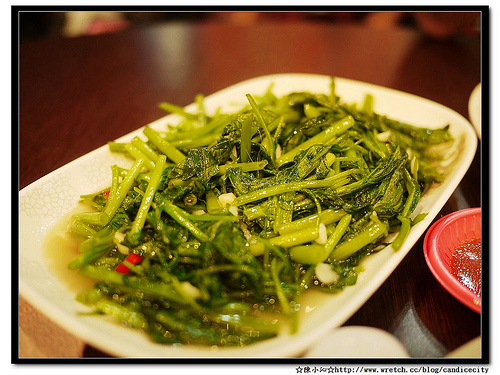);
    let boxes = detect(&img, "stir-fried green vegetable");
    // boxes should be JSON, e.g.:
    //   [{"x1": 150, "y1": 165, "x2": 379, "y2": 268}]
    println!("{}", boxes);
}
[{"x1": 68, "y1": 78, "x2": 453, "y2": 347}]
